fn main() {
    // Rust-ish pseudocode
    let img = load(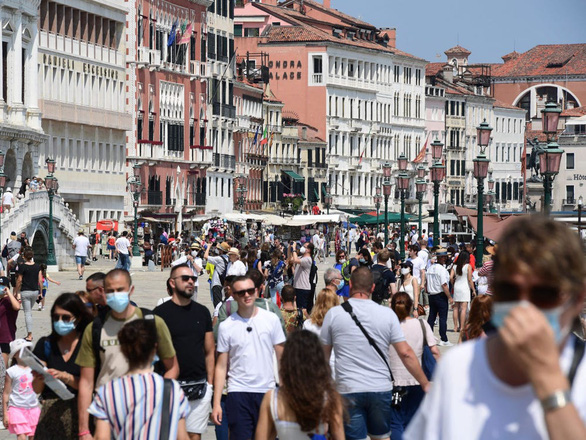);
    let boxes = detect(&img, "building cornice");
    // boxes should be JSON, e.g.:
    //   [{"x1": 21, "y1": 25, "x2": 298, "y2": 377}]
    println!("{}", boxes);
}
[
  {"x1": 188, "y1": 0, "x2": 214, "y2": 6},
  {"x1": 0, "y1": 125, "x2": 48, "y2": 145},
  {"x1": 492, "y1": 75, "x2": 586, "y2": 83}
]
